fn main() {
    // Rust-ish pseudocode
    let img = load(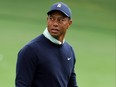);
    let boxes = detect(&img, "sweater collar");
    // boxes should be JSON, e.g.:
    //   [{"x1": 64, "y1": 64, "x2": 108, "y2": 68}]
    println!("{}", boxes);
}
[{"x1": 43, "y1": 28, "x2": 65, "y2": 45}]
